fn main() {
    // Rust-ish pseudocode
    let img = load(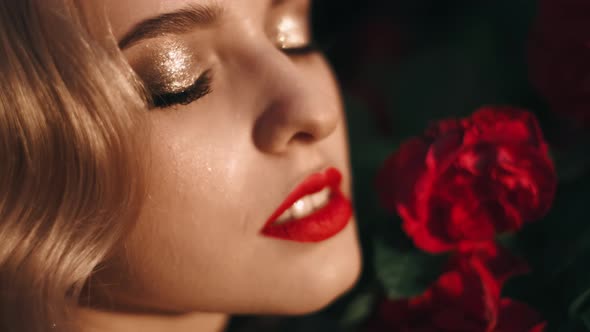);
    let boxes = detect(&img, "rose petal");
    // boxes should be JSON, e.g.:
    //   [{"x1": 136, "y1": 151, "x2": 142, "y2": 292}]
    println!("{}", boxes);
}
[{"x1": 495, "y1": 299, "x2": 546, "y2": 332}]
